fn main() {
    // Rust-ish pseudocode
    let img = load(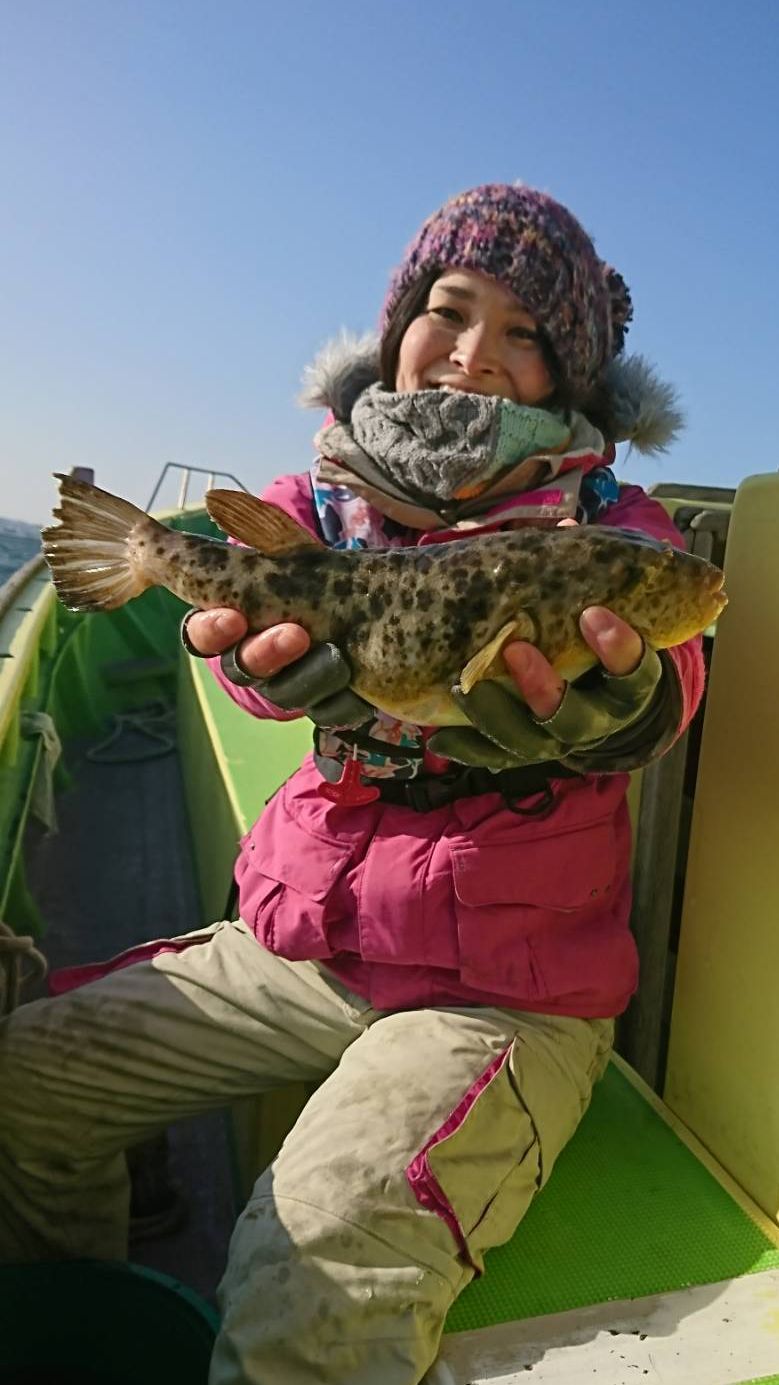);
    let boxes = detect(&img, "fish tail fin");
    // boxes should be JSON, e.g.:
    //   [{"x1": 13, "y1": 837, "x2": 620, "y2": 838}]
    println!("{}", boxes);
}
[{"x1": 42, "y1": 474, "x2": 161, "y2": 611}]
